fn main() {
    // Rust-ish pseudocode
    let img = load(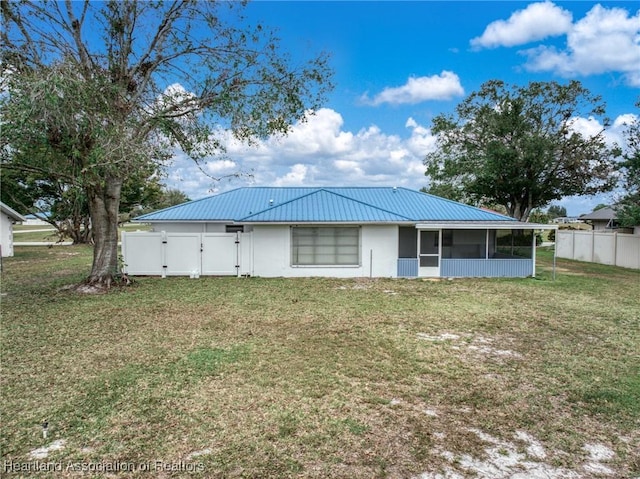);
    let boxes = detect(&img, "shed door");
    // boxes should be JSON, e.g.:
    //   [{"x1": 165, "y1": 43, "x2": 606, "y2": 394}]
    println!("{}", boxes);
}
[{"x1": 419, "y1": 230, "x2": 441, "y2": 277}]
